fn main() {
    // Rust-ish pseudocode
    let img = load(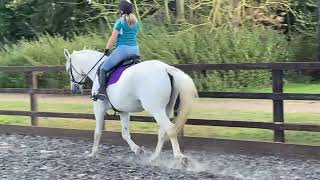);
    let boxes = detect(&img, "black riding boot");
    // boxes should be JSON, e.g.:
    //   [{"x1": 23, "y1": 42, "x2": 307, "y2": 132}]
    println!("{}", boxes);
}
[{"x1": 92, "y1": 69, "x2": 108, "y2": 101}]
